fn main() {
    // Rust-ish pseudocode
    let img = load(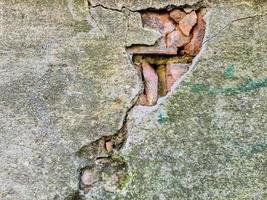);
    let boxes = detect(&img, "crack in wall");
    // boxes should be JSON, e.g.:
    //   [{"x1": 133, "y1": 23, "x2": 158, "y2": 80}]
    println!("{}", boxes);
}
[
  {"x1": 88, "y1": 0, "x2": 208, "y2": 13},
  {"x1": 203, "y1": 13, "x2": 267, "y2": 44},
  {"x1": 90, "y1": 4, "x2": 135, "y2": 13},
  {"x1": 71, "y1": 3, "x2": 208, "y2": 200},
  {"x1": 87, "y1": 0, "x2": 137, "y2": 13},
  {"x1": 73, "y1": 96, "x2": 138, "y2": 199}
]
